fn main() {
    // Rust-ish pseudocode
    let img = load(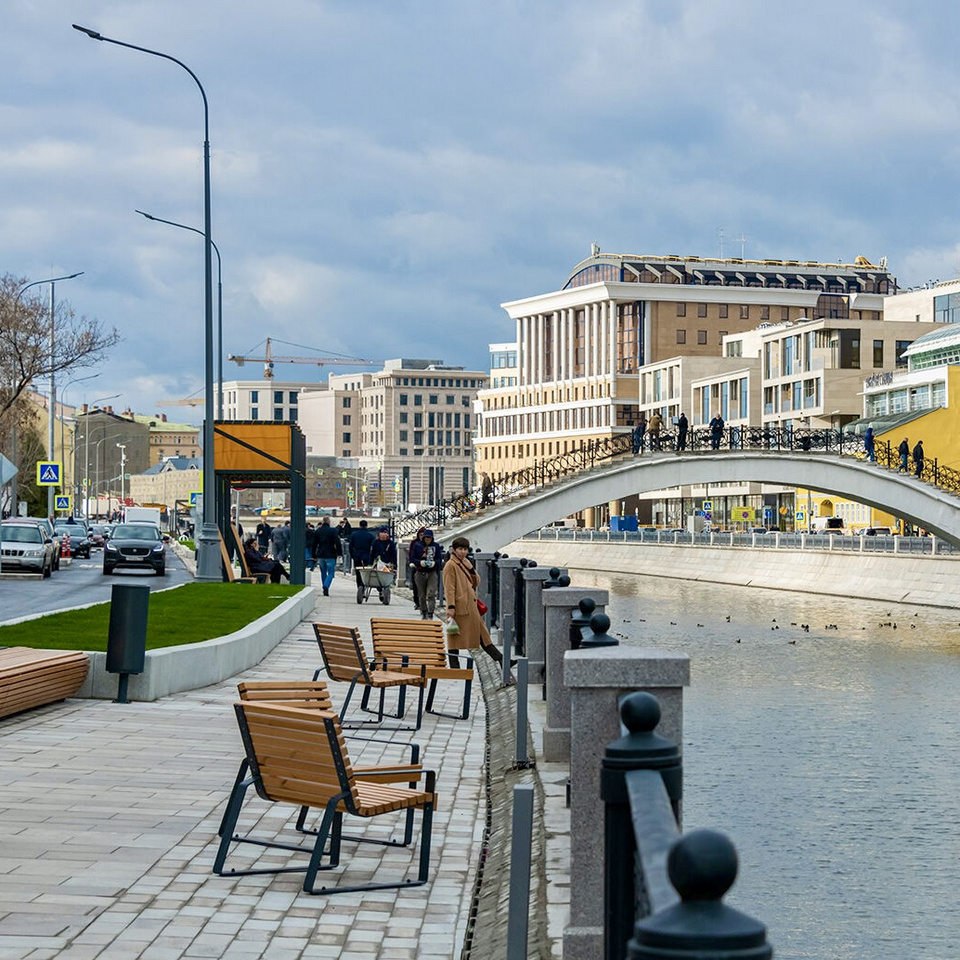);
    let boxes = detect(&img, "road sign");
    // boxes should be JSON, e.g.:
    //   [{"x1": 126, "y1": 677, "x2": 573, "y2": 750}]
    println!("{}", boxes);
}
[
  {"x1": 36, "y1": 461, "x2": 62, "y2": 486},
  {"x1": 796, "y1": 511, "x2": 805, "y2": 524},
  {"x1": 702, "y1": 500, "x2": 713, "y2": 512},
  {"x1": 0, "y1": 453, "x2": 17, "y2": 486},
  {"x1": 55, "y1": 495, "x2": 71, "y2": 511},
  {"x1": 189, "y1": 490, "x2": 202, "y2": 506}
]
